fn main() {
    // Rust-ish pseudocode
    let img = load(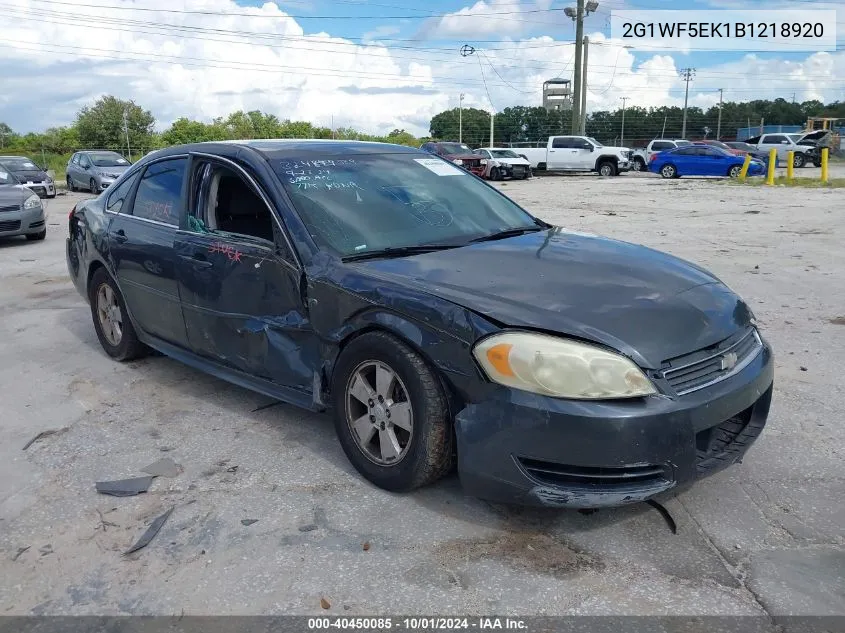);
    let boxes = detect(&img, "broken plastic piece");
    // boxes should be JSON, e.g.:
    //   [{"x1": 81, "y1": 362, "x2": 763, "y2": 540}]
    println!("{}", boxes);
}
[
  {"x1": 646, "y1": 499, "x2": 677, "y2": 534},
  {"x1": 141, "y1": 457, "x2": 183, "y2": 478},
  {"x1": 95, "y1": 476, "x2": 154, "y2": 497},
  {"x1": 124, "y1": 506, "x2": 174, "y2": 555},
  {"x1": 241, "y1": 519, "x2": 258, "y2": 526}
]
